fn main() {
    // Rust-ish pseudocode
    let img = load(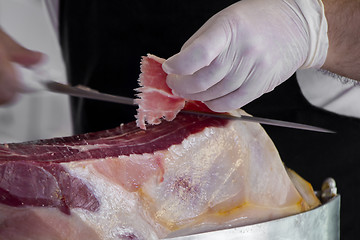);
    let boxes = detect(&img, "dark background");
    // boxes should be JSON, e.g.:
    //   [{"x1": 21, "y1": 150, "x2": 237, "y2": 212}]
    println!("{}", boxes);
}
[{"x1": 60, "y1": 1, "x2": 359, "y2": 239}]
